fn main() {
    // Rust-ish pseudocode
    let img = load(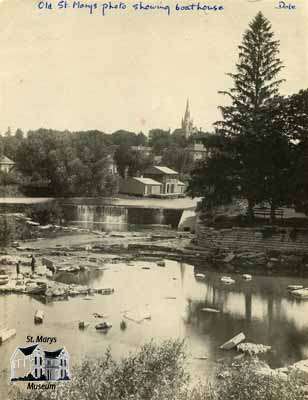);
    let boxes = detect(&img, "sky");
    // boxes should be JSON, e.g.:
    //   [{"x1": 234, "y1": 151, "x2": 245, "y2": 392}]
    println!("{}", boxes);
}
[{"x1": 0, "y1": 0, "x2": 307, "y2": 135}]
